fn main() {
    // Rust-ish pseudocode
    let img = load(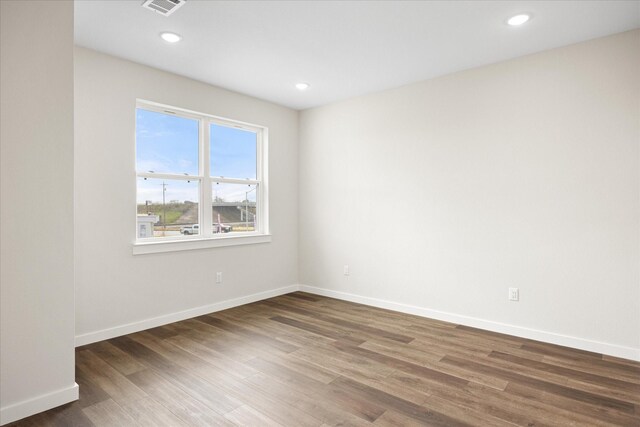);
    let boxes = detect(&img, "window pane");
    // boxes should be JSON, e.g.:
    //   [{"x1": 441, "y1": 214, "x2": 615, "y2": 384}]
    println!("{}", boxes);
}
[
  {"x1": 210, "y1": 123, "x2": 257, "y2": 180},
  {"x1": 137, "y1": 177, "x2": 199, "y2": 238},
  {"x1": 212, "y1": 182, "x2": 257, "y2": 233},
  {"x1": 136, "y1": 109, "x2": 199, "y2": 176}
]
